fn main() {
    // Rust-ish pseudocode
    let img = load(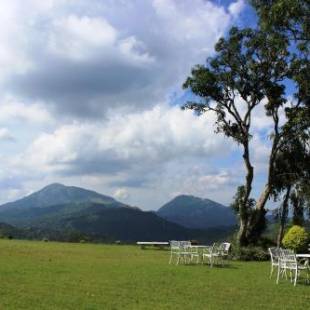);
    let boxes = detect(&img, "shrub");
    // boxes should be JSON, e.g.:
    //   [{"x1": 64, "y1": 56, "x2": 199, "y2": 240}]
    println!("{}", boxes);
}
[
  {"x1": 282, "y1": 225, "x2": 309, "y2": 253},
  {"x1": 231, "y1": 246, "x2": 269, "y2": 261}
]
